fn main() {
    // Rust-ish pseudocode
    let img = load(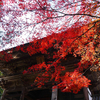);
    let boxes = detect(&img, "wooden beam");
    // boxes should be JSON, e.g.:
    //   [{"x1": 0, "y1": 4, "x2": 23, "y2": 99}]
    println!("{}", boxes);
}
[
  {"x1": 74, "y1": 94, "x2": 84, "y2": 98},
  {"x1": 83, "y1": 87, "x2": 89, "y2": 100},
  {"x1": 51, "y1": 86, "x2": 58, "y2": 100},
  {"x1": 25, "y1": 95, "x2": 33, "y2": 100},
  {"x1": 36, "y1": 55, "x2": 45, "y2": 64},
  {"x1": 20, "y1": 87, "x2": 25, "y2": 100},
  {"x1": 0, "y1": 89, "x2": 6, "y2": 100},
  {"x1": 0, "y1": 73, "x2": 37, "y2": 81},
  {"x1": 5, "y1": 94, "x2": 20, "y2": 98},
  {"x1": 12, "y1": 98, "x2": 18, "y2": 100}
]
